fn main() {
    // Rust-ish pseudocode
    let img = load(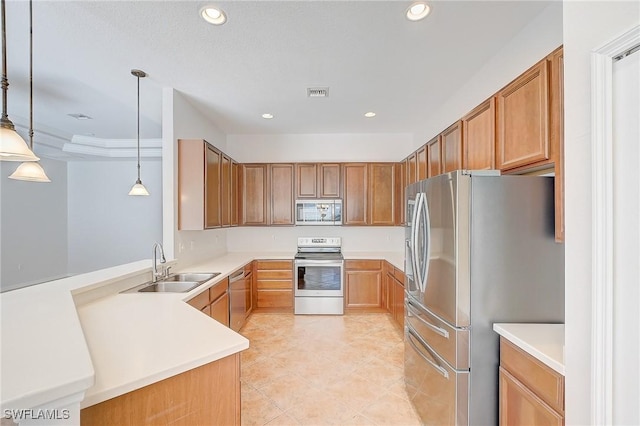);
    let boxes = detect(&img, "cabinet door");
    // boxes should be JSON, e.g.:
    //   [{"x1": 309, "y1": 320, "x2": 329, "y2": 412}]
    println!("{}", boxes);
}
[
  {"x1": 441, "y1": 121, "x2": 463, "y2": 173},
  {"x1": 497, "y1": 60, "x2": 550, "y2": 170},
  {"x1": 210, "y1": 292, "x2": 230, "y2": 327},
  {"x1": 393, "y1": 278, "x2": 405, "y2": 329},
  {"x1": 241, "y1": 164, "x2": 268, "y2": 225},
  {"x1": 231, "y1": 161, "x2": 239, "y2": 226},
  {"x1": 463, "y1": 98, "x2": 496, "y2": 170},
  {"x1": 548, "y1": 47, "x2": 564, "y2": 242},
  {"x1": 221, "y1": 155, "x2": 231, "y2": 227},
  {"x1": 318, "y1": 163, "x2": 341, "y2": 198},
  {"x1": 368, "y1": 163, "x2": 395, "y2": 225},
  {"x1": 499, "y1": 367, "x2": 563, "y2": 426},
  {"x1": 270, "y1": 164, "x2": 295, "y2": 225},
  {"x1": 406, "y1": 154, "x2": 417, "y2": 185},
  {"x1": 205, "y1": 145, "x2": 221, "y2": 228},
  {"x1": 394, "y1": 162, "x2": 405, "y2": 225},
  {"x1": 244, "y1": 268, "x2": 253, "y2": 317},
  {"x1": 343, "y1": 163, "x2": 368, "y2": 225},
  {"x1": 345, "y1": 270, "x2": 382, "y2": 309},
  {"x1": 296, "y1": 163, "x2": 317, "y2": 198},
  {"x1": 417, "y1": 146, "x2": 428, "y2": 181},
  {"x1": 426, "y1": 136, "x2": 441, "y2": 178}
]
